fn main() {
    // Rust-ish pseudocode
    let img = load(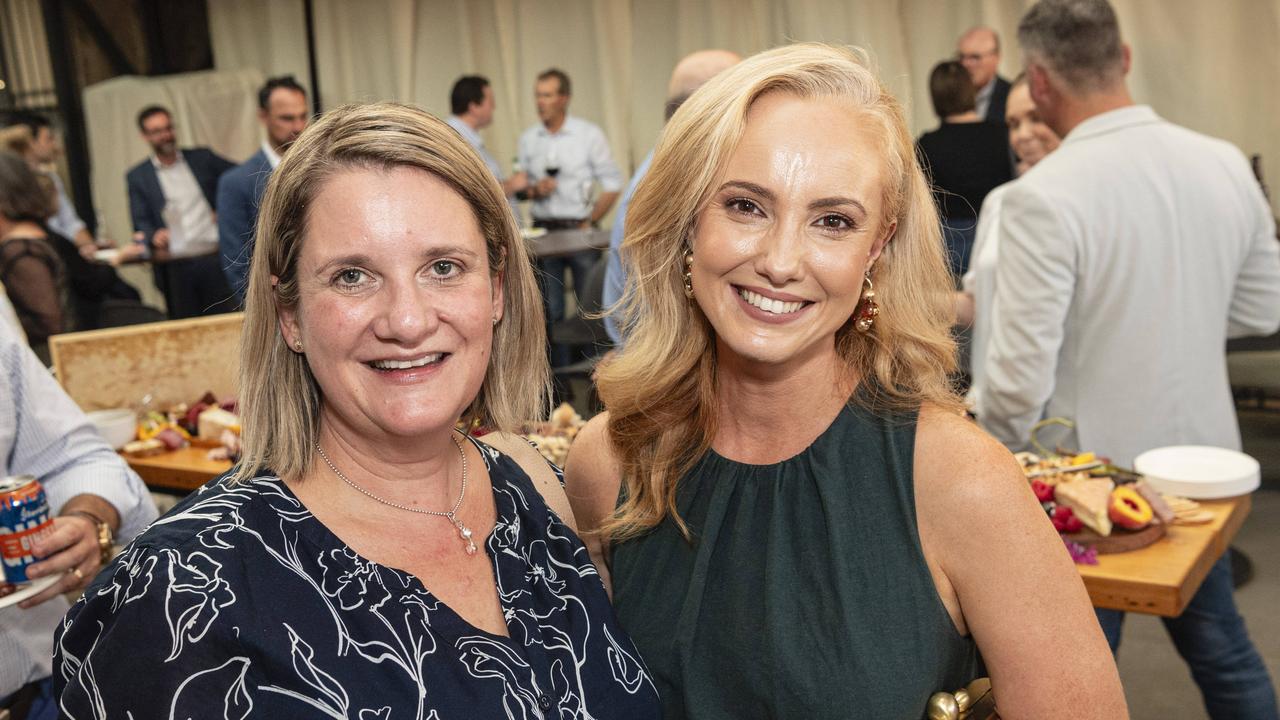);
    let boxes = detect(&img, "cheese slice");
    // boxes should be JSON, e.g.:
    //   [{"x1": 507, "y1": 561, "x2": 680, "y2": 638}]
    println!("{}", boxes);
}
[
  {"x1": 1054, "y1": 478, "x2": 1115, "y2": 536},
  {"x1": 197, "y1": 407, "x2": 240, "y2": 441}
]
